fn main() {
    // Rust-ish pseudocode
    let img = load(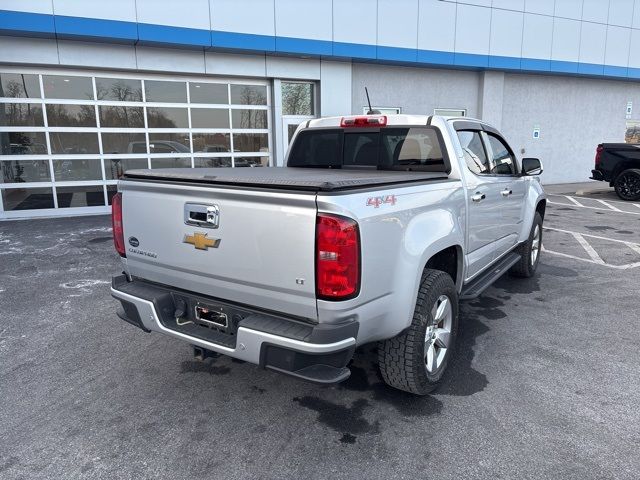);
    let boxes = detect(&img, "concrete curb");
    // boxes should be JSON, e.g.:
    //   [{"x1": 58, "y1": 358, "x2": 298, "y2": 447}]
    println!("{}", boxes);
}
[{"x1": 575, "y1": 188, "x2": 612, "y2": 196}]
